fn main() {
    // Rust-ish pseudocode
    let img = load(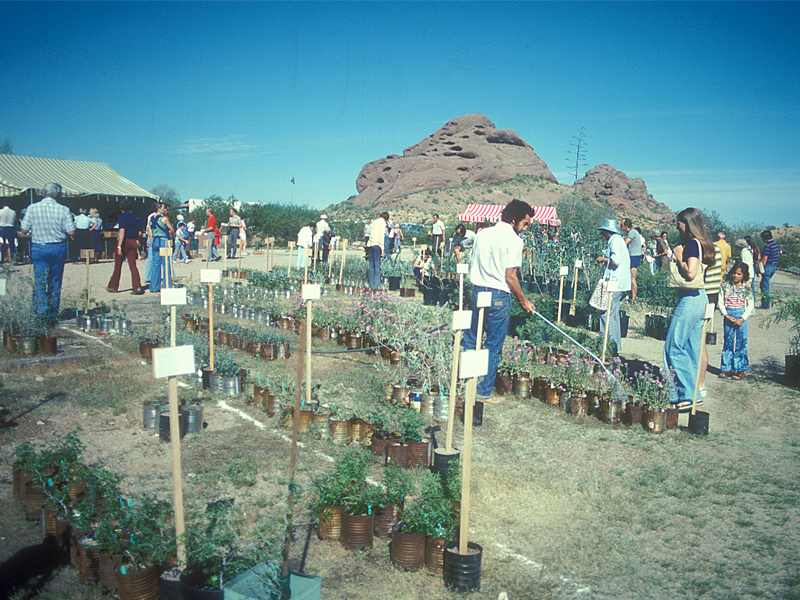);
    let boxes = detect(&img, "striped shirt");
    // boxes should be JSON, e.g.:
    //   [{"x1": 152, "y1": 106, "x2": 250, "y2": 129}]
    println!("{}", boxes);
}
[
  {"x1": 20, "y1": 197, "x2": 76, "y2": 244},
  {"x1": 704, "y1": 243, "x2": 723, "y2": 295},
  {"x1": 718, "y1": 282, "x2": 754, "y2": 321},
  {"x1": 763, "y1": 240, "x2": 780, "y2": 265}
]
